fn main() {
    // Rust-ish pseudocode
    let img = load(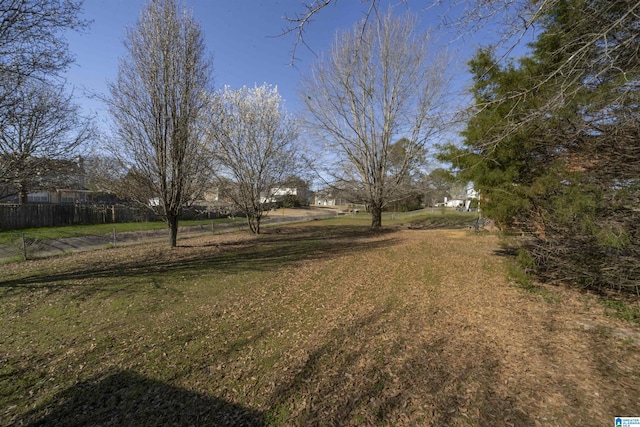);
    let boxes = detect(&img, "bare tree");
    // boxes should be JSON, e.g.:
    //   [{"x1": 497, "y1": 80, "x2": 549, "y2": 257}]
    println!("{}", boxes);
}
[
  {"x1": 282, "y1": 0, "x2": 379, "y2": 66},
  {"x1": 206, "y1": 84, "x2": 299, "y2": 234},
  {"x1": 0, "y1": 0, "x2": 89, "y2": 200},
  {"x1": 106, "y1": 0, "x2": 212, "y2": 247},
  {"x1": 300, "y1": 10, "x2": 449, "y2": 229},
  {"x1": 287, "y1": 0, "x2": 639, "y2": 108},
  {"x1": 83, "y1": 154, "x2": 125, "y2": 194},
  {"x1": 0, "y1": 0, "x2": 89, "y2": 107},
  {"x1": 0, "y1": 79, "x2": 93, "y2": 203}
]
